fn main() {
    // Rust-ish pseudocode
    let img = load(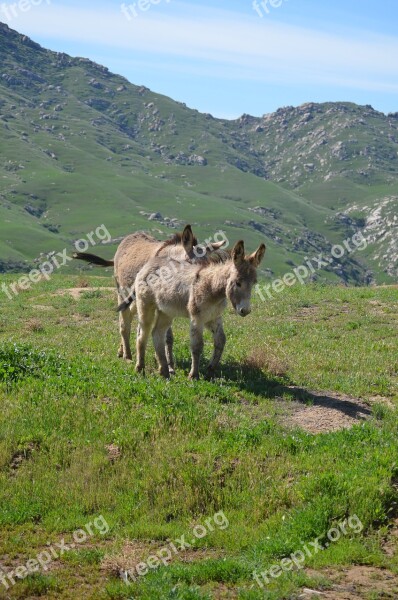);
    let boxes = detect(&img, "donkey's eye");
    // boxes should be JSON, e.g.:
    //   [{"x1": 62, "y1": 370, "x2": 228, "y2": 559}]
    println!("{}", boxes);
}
[{"x1": 236, "y1": 281, "x2": 242, "y2": 288}]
